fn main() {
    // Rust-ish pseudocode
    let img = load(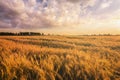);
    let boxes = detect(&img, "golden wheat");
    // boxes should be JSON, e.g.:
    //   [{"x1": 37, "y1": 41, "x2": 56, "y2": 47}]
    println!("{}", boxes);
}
[{"x1": 0, "y1": 36, "x2": 120, "y2": 80}]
